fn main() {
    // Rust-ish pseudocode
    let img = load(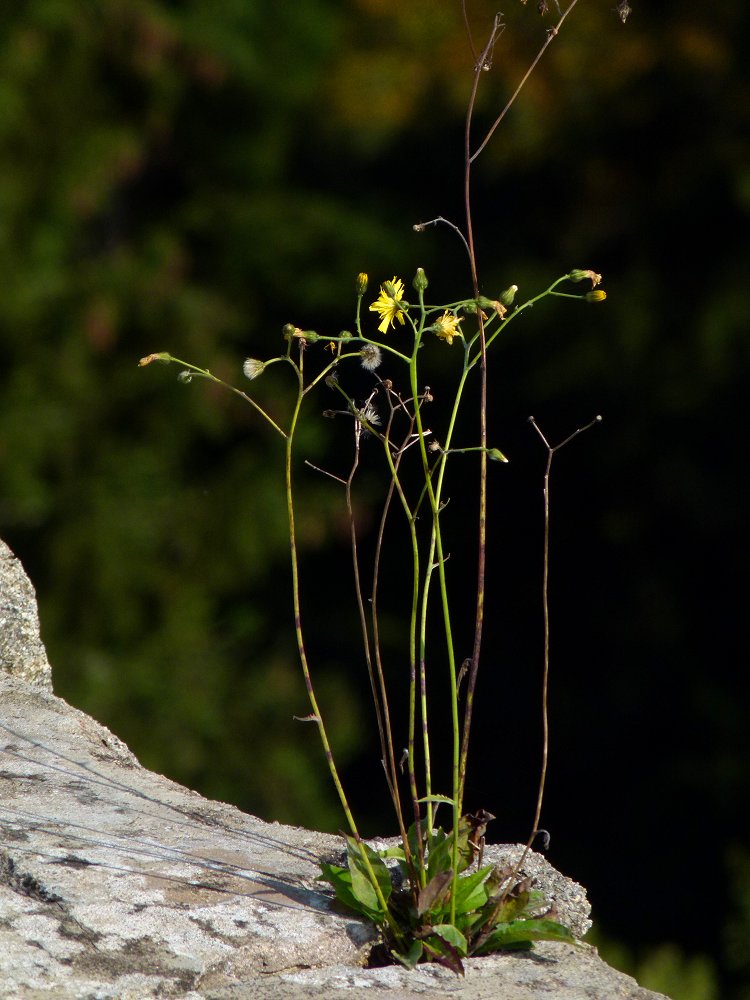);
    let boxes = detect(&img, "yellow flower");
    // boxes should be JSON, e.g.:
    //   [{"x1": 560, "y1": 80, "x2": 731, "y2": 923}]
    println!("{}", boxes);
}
[
  {"x1": 432, "y1": 311, "x2": 462, "y2": 345},
  {"x1": 369, "y1": 277, "x2": 407, "y2": 334},
  {"x1": 585, "y1": 289, "x2": 607, "y2": 302}
]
